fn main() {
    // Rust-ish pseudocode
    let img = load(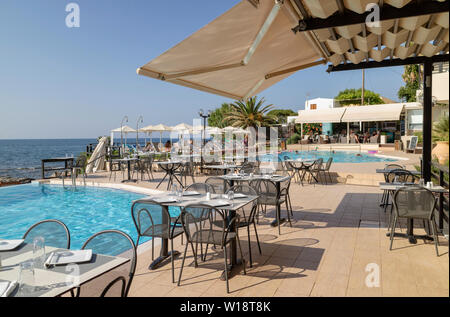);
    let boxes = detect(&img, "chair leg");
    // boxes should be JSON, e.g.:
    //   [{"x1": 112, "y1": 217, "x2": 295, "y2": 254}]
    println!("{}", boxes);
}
[
  {"x1": 177, "y1": 242, "x2": 189, "y2": 286},
  {"x1": 152, "y1": 238, "x2": 155, "y2": 261},
  {"x1": 389, "y1": 216, "x2": 398, "y2": 251},
  {"x1": 286, "y1": 200, "x2": 292, "y2": 227},
  {"x1": 430, "y1": 220, "x2": 439, "y2": 256},
  {"x1": 253, "y1": 222, "x2": 262, "y2": 255},
  {"x1": 236, "y1": 235, "x2": 246, "y2": 275},
  {"x1": 223, "y1": 245, "x2": 230, "y2": 294},
  {"x1": 171, "y1": 238, "x2": 175, "y2": 283},
  {"x1": 247, "y1": 226, "x2": 253, "y2": 268}
]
